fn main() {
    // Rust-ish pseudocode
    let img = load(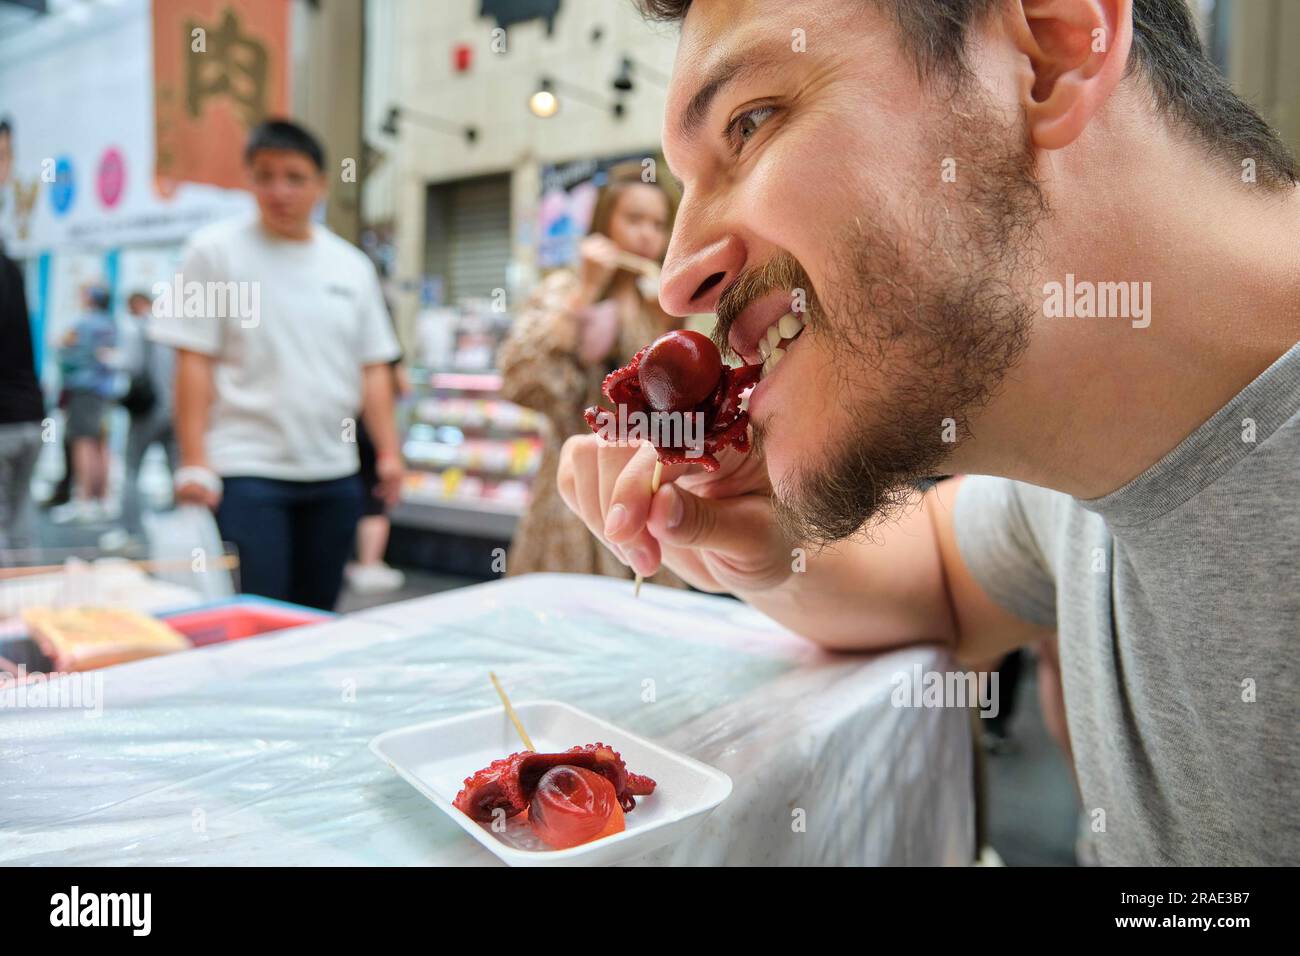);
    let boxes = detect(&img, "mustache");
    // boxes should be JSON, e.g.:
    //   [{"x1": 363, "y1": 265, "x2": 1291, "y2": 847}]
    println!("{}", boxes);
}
[{"x1": 711, "y1": 253, "x2": 817, "y2": 358}]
